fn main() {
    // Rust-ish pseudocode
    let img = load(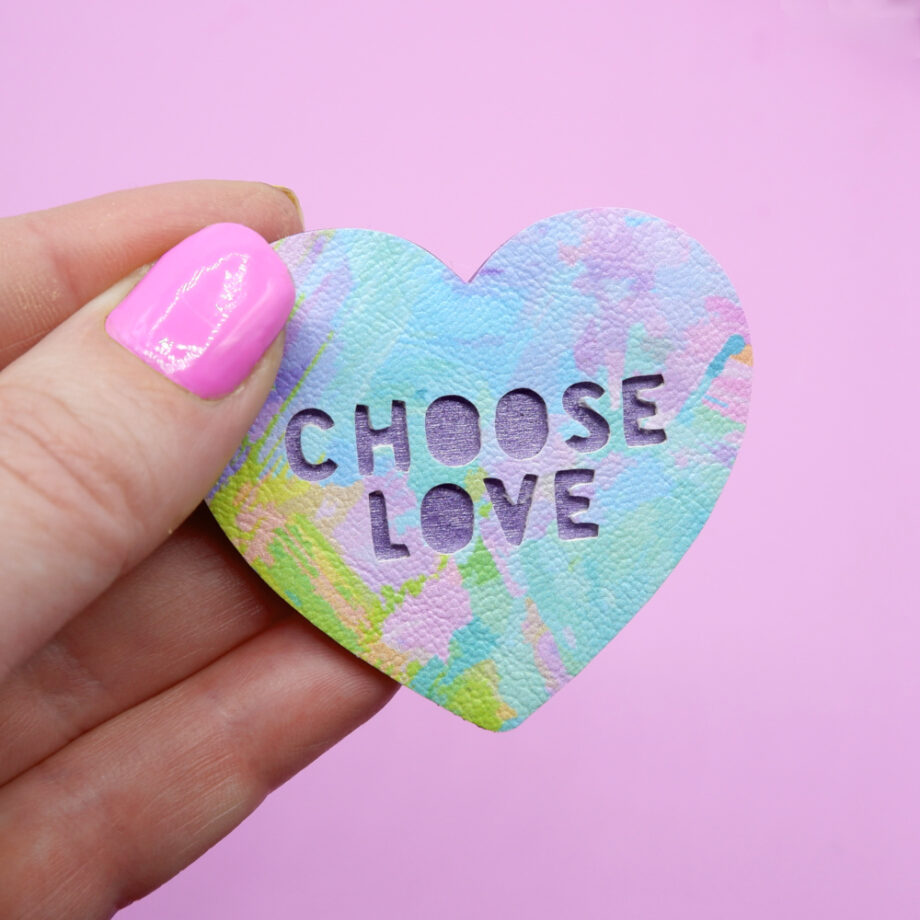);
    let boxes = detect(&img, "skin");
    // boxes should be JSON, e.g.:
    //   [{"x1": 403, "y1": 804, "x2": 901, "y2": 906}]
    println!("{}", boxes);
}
[{"x1": 0, "y1": 181, "x2": 398, "y2": 919}]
